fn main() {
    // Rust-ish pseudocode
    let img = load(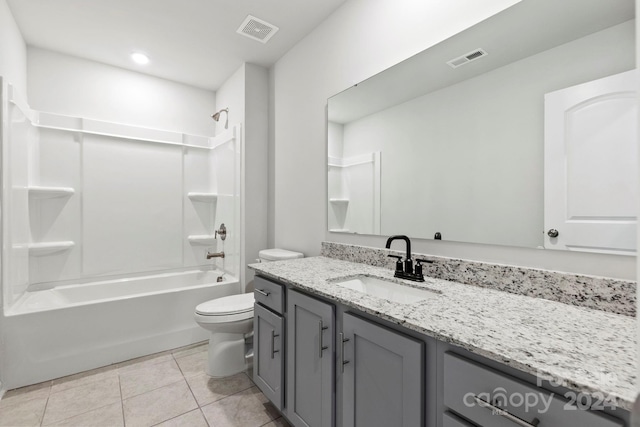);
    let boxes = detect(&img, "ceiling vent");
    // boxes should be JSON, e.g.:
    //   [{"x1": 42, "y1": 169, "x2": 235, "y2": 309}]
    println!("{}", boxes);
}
[
  {"x1": 446, "y1": 48, "x2": 488, "y2": 68},
  {"x1": 237, "y1": 15, "x2": 279, "y2": 44}
]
